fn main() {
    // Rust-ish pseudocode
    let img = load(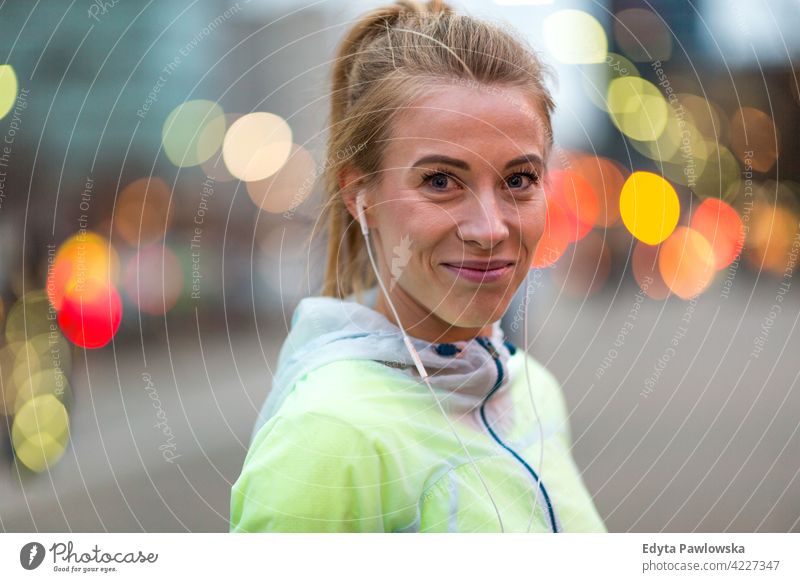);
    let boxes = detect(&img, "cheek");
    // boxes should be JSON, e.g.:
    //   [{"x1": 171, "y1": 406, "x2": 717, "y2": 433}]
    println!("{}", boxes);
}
[
  {"x1": 521, "y1": 196, "x2": 547, "y2": 249},
  {"x1": 378, "y1": 201, "x2": 449, "y2": 269}
]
